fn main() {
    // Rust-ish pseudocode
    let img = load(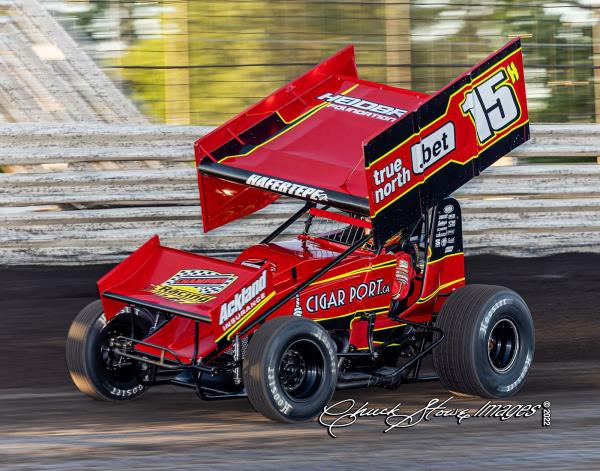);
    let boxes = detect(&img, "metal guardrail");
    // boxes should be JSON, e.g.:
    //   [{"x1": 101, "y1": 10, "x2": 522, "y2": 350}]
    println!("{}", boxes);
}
[
  {"x1": 1, "y1": 123, "x2": 599, "y2": 165},
  {"x1": 1, "y1": 123, "x2": 599, "y2": 264}
]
